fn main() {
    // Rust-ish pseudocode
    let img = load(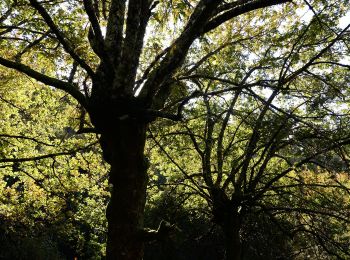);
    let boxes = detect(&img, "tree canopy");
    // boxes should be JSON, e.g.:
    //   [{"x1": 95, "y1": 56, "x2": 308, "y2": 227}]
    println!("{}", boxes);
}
[{"x1": 0, "y1": 0, "x2": 350, "y2": 259}]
